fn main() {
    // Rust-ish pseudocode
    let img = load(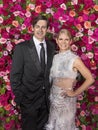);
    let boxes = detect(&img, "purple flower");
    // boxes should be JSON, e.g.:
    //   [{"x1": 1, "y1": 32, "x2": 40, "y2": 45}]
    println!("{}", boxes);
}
[
  {"x1": 83, "y1": 14, "x2": 89, "y2": 21},
  {"x1": 86, "y1": 126, "x2": 92, "y2": 130},
  {"x1": 89, "y1": 14, "x2": 96, "y2": 21},
  {"x1": 81, "y1": 102, "x2": 87, "y2": 110}
]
